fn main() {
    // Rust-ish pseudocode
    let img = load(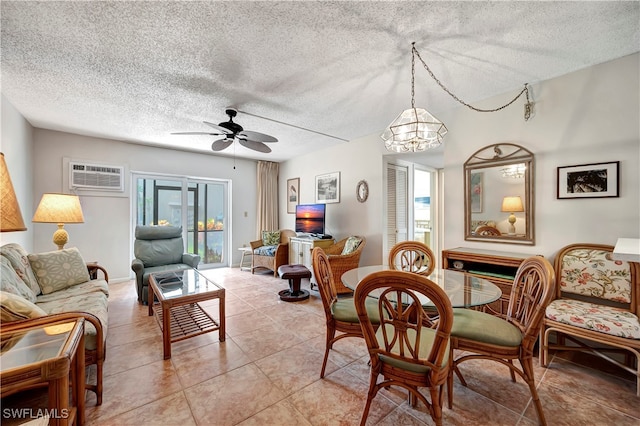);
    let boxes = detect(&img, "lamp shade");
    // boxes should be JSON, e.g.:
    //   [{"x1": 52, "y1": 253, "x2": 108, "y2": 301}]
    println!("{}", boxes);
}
[
  {"x1": 33, "y1": 193, "x2": 84, "y2": 223},
  {"x1": 0, "y1": 152, "x2": 27, "y2": 232},
  {"x1": 501, "y1": 196, "x2": 524, "y2": 212}
]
